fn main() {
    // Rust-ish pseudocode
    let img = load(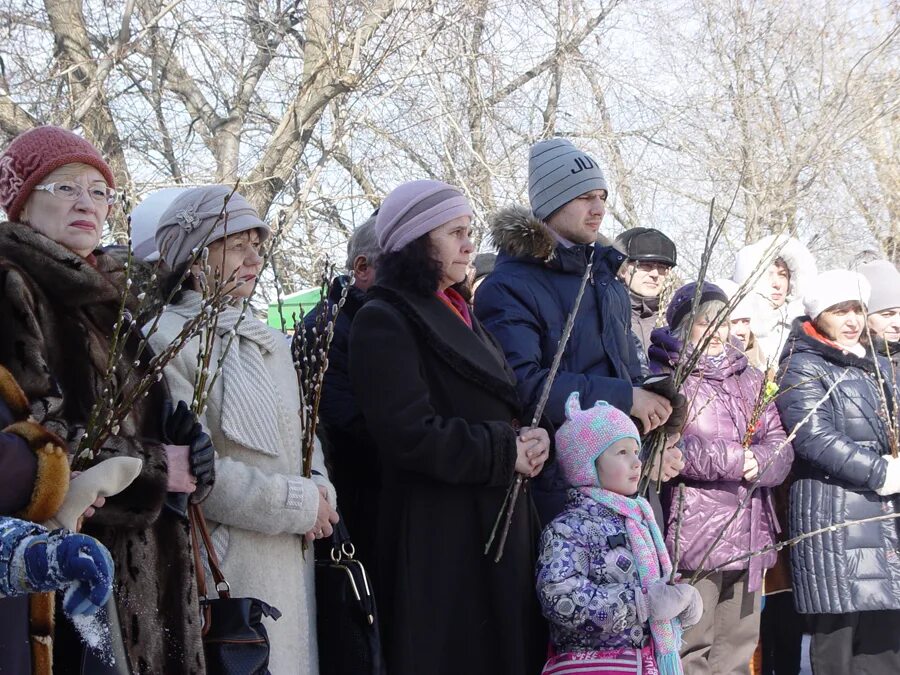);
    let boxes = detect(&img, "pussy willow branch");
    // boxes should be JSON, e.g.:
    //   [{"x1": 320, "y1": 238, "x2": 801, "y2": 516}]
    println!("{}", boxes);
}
[
  {"x1": 687, "y1": 371, "x2": 848, "y2": 584},
  {"x1": 862, "y1": 315, "x2": 899, "y2": 458},
  {"x1": 669, "y1": 483, "x2": 685, "y2": 584},
  {"x1": 302, "y1": 269, "x2": 353, "y2": 478},
  {"x1": 694, "y1": 512, "x2": 900, "y2": 582},
  {"x1": 485, "y1": 249, "x2": 595, "y2": 562},
  {"x1": 639, "y1": 217, "x2": 795, "y2": 496}
]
